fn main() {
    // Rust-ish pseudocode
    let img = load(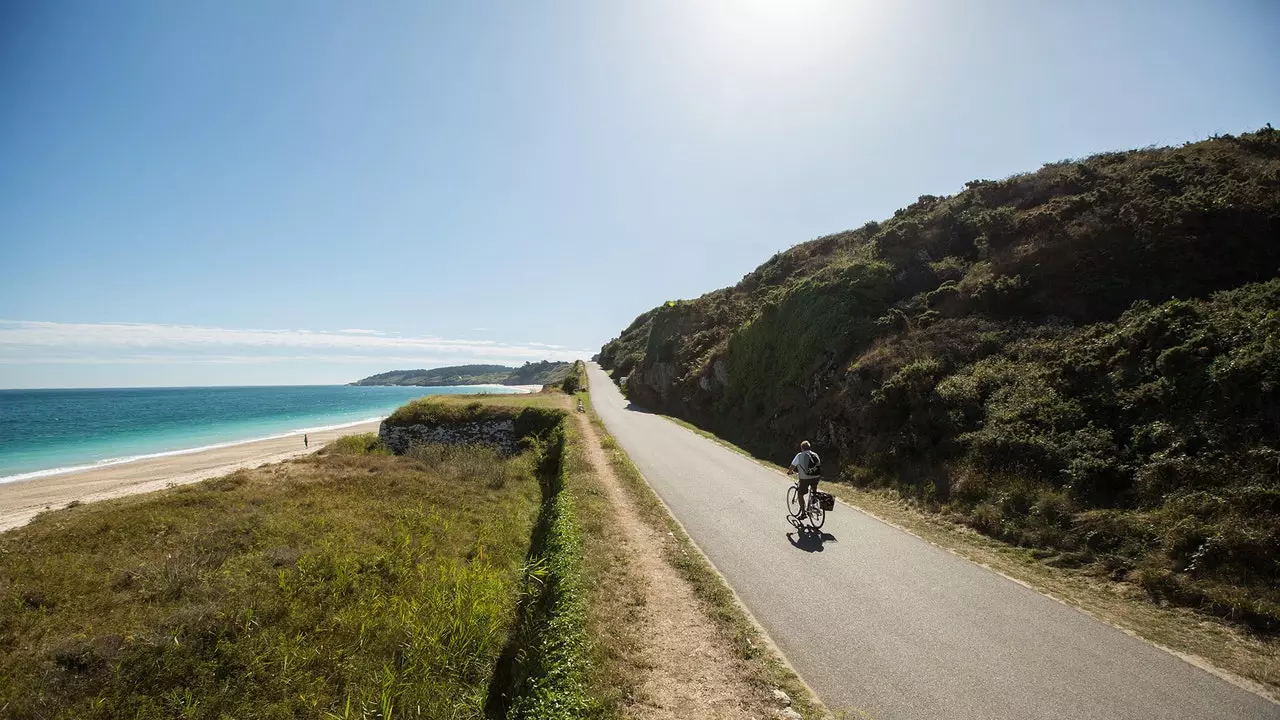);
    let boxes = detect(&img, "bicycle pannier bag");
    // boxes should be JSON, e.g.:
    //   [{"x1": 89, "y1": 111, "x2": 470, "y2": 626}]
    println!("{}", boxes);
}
[{"x1": 815, "y1": 491, "x2": 835, "y2": 511}]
